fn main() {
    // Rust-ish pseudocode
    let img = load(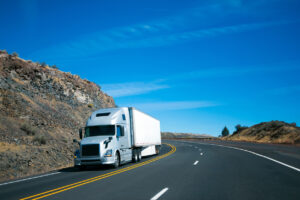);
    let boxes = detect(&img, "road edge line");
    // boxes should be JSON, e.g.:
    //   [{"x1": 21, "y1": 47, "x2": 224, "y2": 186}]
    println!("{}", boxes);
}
[
  {"x1": 182, "y1": 141, "x2": 300, "y2": 172},
  {"x1": 0, "y1": 172, "x2": 61, "y2": 187}
]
